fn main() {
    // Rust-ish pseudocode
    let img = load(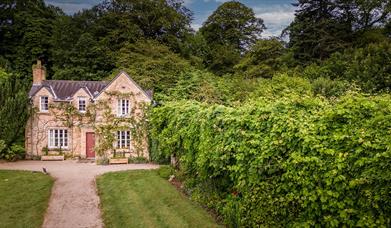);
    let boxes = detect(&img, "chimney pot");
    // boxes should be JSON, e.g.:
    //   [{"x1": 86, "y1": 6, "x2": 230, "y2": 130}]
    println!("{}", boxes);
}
[{"x1": 32, "y1": 60, "x2": 46, "y2": 85}]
